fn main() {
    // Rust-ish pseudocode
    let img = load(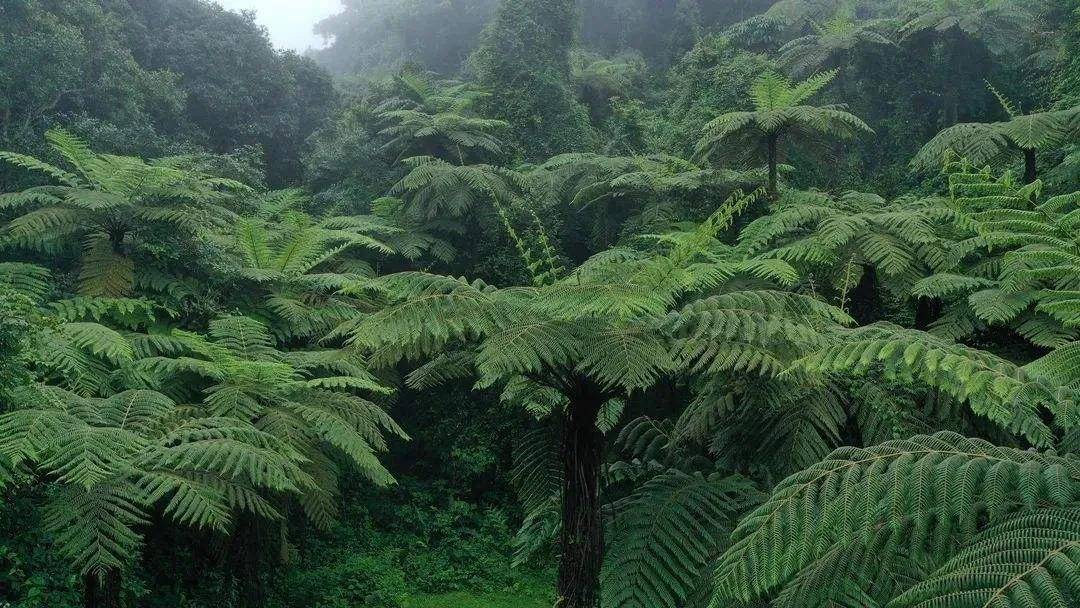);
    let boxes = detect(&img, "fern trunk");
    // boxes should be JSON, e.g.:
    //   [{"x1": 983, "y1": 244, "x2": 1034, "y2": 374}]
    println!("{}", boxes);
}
[
  {"x1": 767, "y1": 134, "x2": 779, "y2": 199},
  {"x1": 556, "y1": 392, "x2": 605, "y2": 608},
  {"x1": 83, "y1": 570, "x2": 121, "y2": 608},
  {"x1": 230, "y1": 513, "x2": 272, "y2": 607},
  {"x1": 1023, "y1": 148, "x2": 1037, "y2": 184}
]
